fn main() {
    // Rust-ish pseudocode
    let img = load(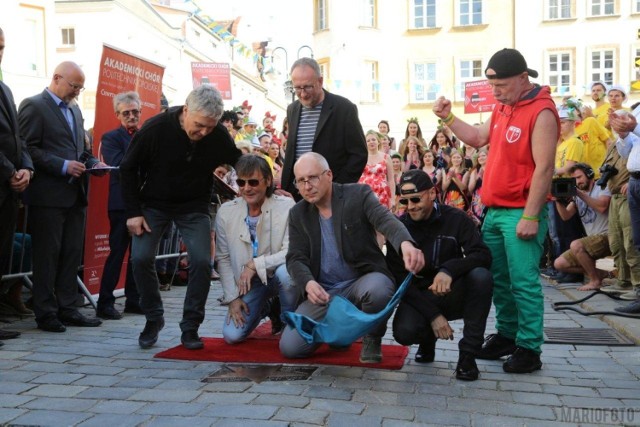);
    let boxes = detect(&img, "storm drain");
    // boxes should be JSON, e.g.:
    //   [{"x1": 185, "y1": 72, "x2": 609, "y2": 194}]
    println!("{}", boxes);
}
[
  {"x1": 544, "y1": 327, "x2": 635, "y2": 346},
  {"x1": 203, "y1": 364, "x2": 317, "y2": 383}
]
